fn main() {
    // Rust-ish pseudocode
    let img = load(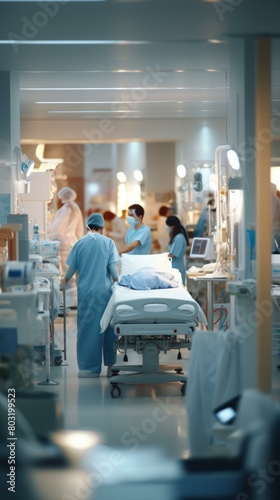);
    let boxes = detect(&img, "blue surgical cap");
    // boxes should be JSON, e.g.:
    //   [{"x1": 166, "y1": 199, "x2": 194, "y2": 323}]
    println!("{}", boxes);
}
[{"x1": 87, "y1": 213, "x2": 104, "y2": 227}]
